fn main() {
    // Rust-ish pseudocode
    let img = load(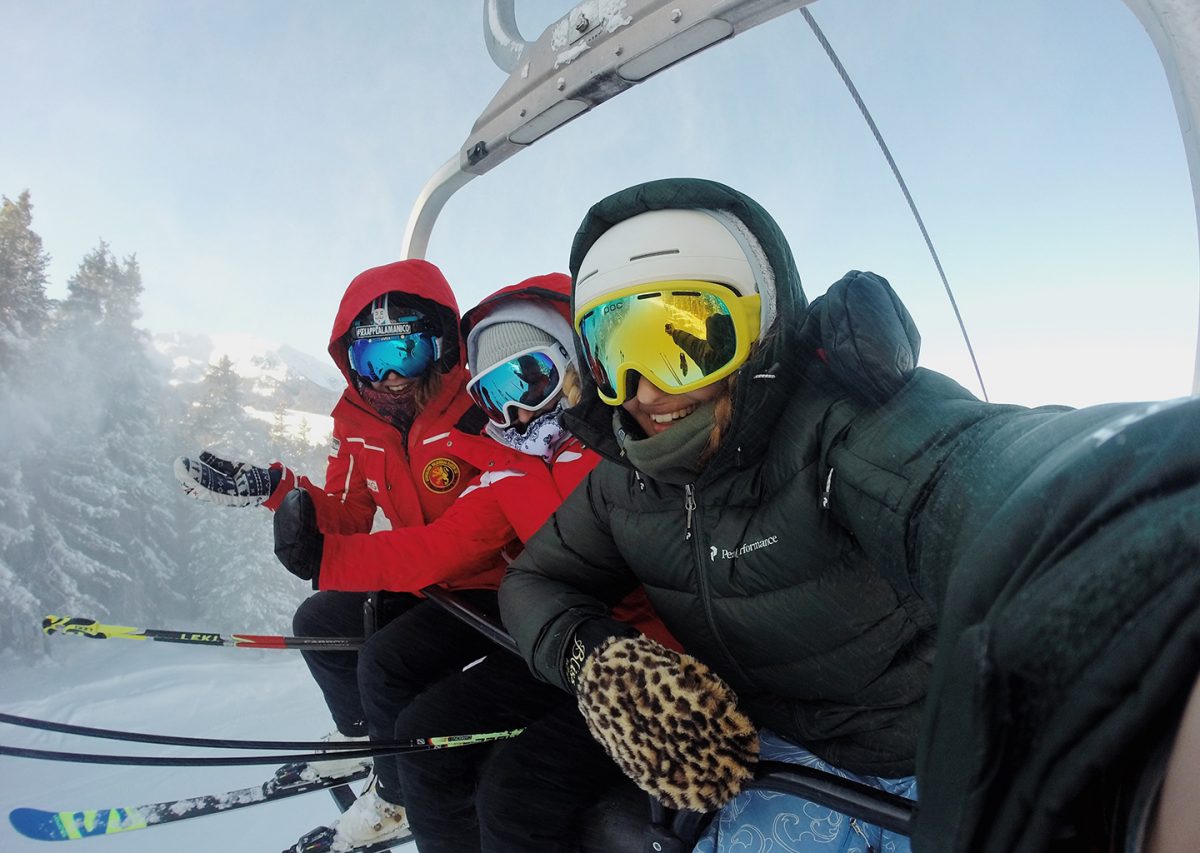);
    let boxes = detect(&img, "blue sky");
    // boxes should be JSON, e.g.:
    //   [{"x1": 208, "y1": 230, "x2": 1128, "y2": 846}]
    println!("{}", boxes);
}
[{"x1": 2, "y1": 0, "x2": 1197, "y2": 407}]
